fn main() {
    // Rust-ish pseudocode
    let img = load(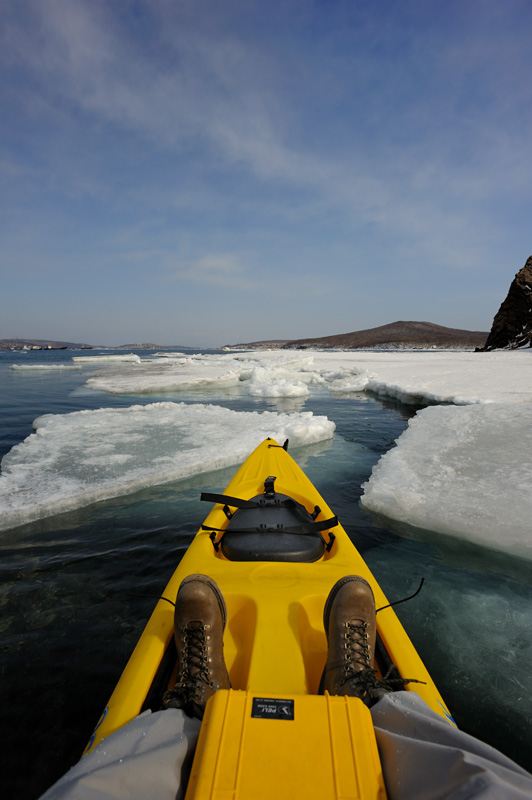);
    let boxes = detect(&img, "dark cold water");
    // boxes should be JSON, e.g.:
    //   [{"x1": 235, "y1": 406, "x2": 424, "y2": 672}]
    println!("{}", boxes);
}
[{"x1": 1, "y1": 349, "x2": 532, "y2": 799}]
